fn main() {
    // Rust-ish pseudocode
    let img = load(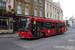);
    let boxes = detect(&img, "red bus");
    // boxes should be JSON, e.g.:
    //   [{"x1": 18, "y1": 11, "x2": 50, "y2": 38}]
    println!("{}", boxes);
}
[{"x1": 18, "y1": 16, "x2": 65, "y2": 39}]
